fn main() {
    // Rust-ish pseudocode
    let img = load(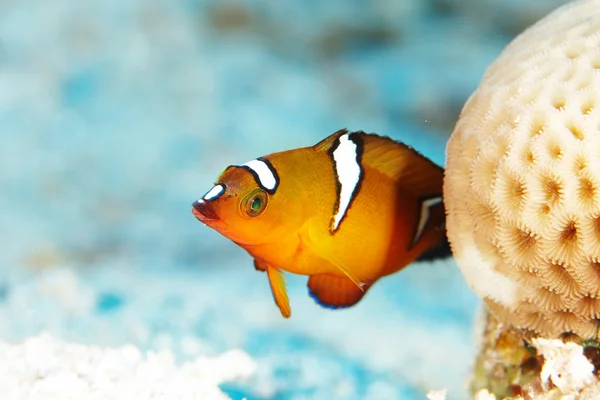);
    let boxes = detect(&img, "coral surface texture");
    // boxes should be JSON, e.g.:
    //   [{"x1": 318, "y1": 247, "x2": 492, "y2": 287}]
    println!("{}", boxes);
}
[{"x1": 446, "y1": 0, "x2": 600, "y2": 340}]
